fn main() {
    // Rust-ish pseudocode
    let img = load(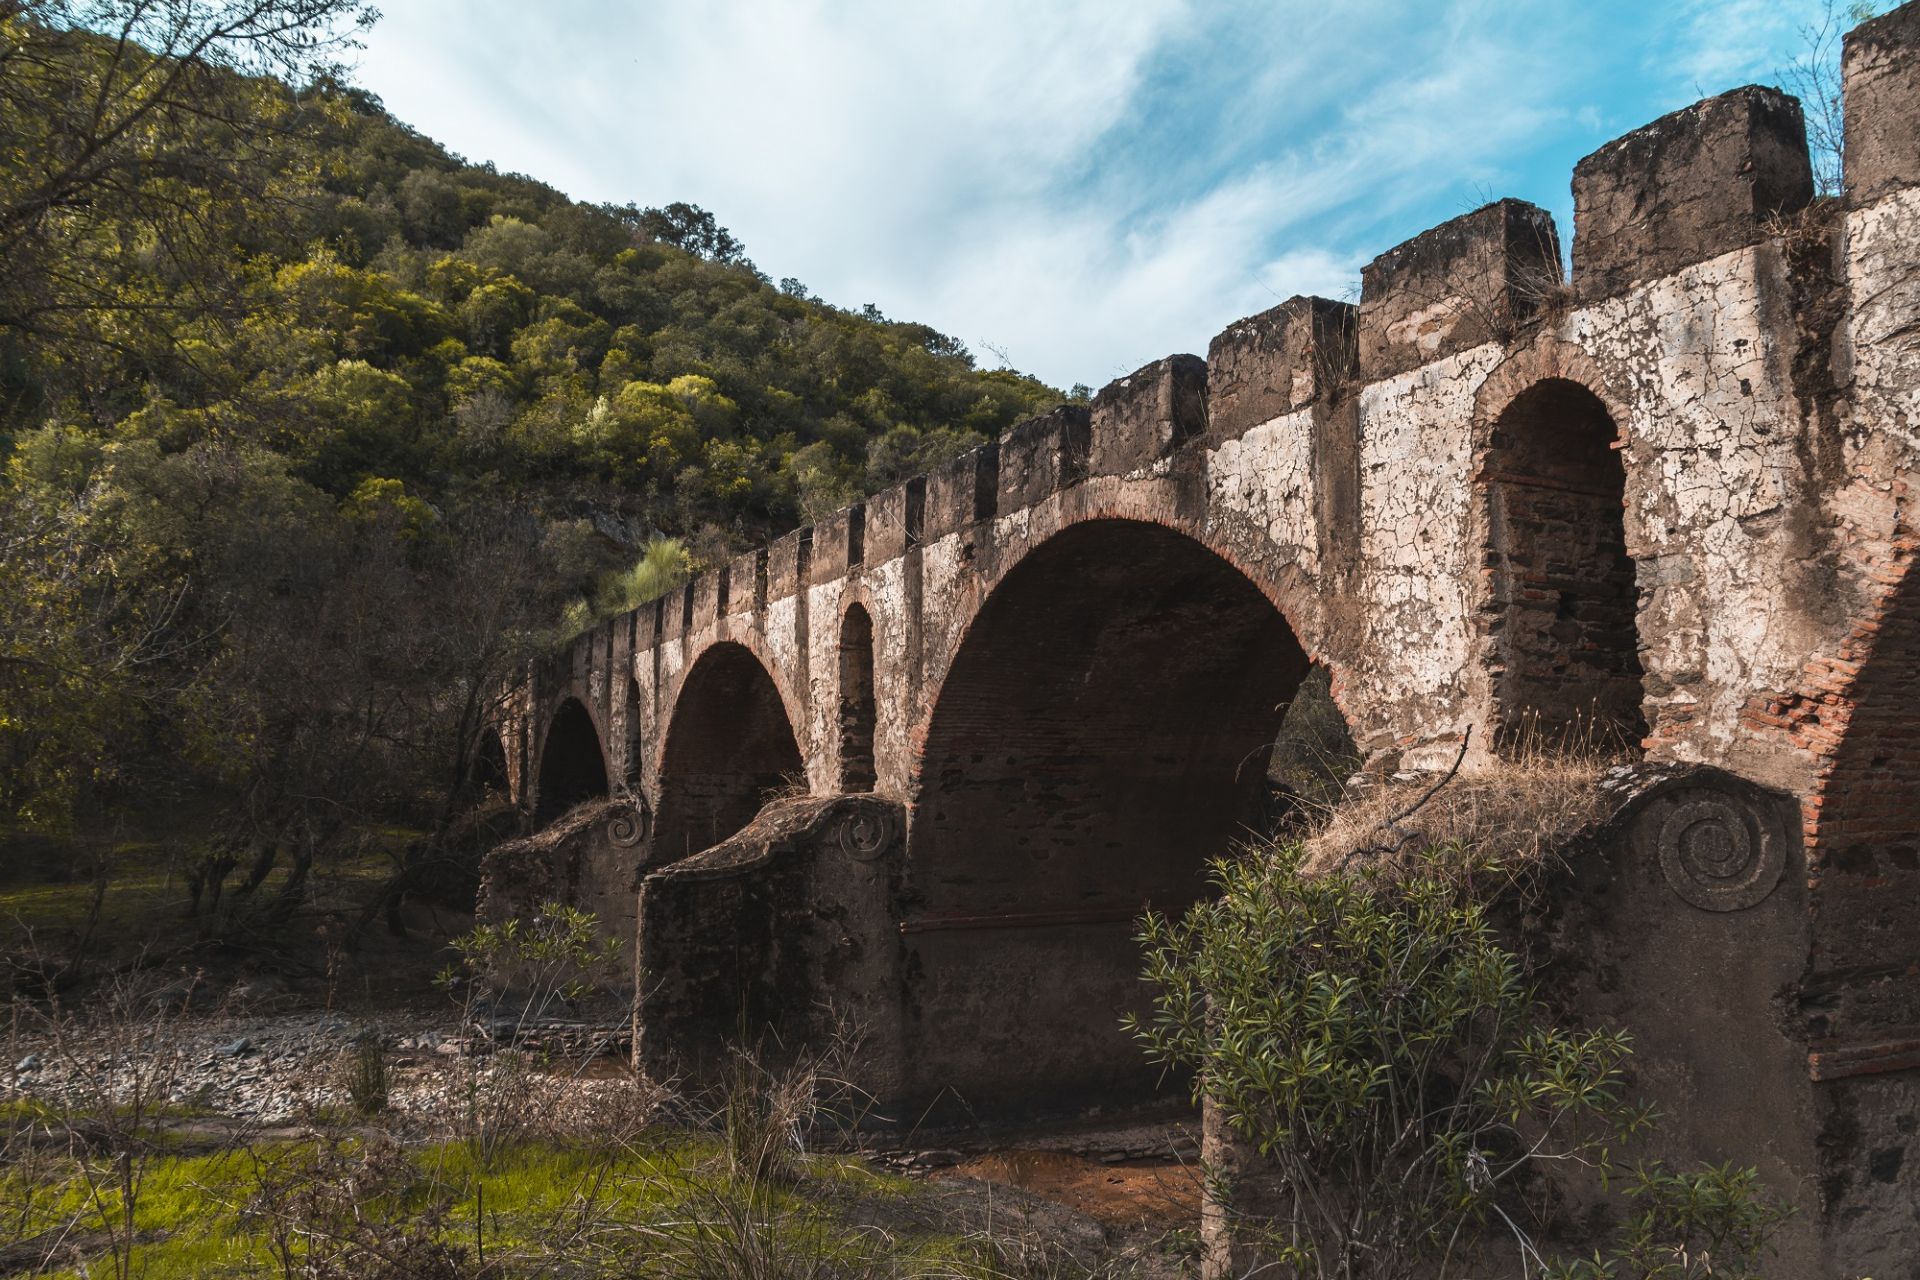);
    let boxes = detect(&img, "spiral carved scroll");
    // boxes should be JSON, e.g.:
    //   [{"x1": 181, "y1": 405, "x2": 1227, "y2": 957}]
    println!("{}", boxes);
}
[
  {"x1": 837, "y1": 807, "x2": 895, "y2": 862},
  {"x1": 1652, "y1": 787, "x2": 1784, "y2": 912},
  {"x1": 607, "y1": 797, "x2": 650, "y2": 849}
]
